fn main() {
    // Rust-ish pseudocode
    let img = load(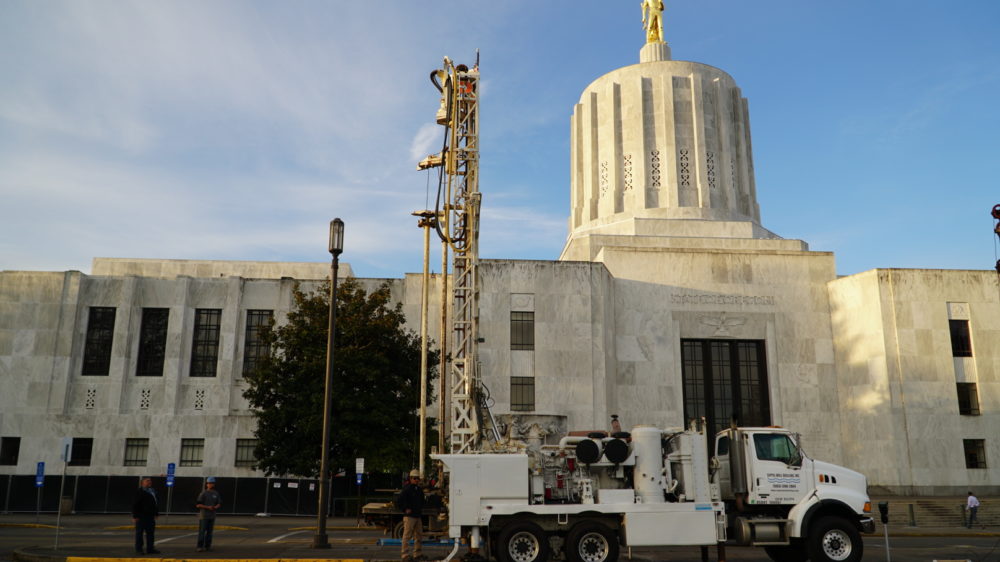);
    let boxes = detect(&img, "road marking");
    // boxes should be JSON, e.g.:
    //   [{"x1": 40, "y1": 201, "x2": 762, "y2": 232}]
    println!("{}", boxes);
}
[
  {"x1": 268, "y1": 529, "x2": 308, "y2": 543},
  {"x1": 155, "y1": 532, "x2": 197, "y2": 544}
]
